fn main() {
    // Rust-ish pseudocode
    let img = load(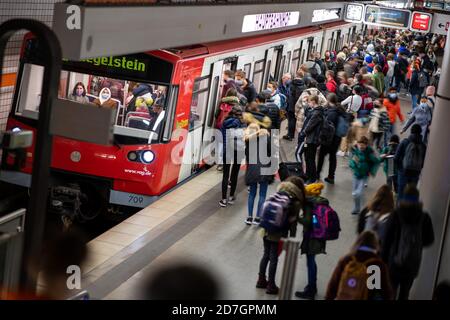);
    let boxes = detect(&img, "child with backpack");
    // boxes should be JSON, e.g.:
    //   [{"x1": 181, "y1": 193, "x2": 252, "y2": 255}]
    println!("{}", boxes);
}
[
  {"x1": 349, "y1": 136, "x2": 380, "y2": 215},
  {"x1": 381, "y1": 184, "x2": 434, "y2": 300},
  {"x1": 325, "y1": 230, "x2": 394, "y2": 300},
  {"x1": 379, "y1": 134, "x2": 400, "y2": 194},
  {"x1": 257, "y1": 176, "x2": 306, "y2": 295},
  {"x1": 295, "y1": 183, "x2": 340, "y2": 300}
]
